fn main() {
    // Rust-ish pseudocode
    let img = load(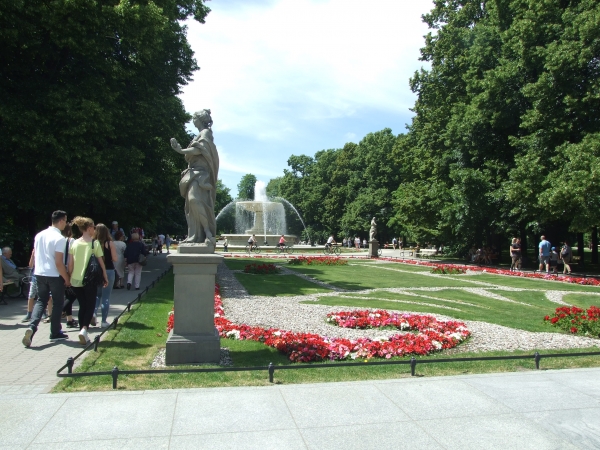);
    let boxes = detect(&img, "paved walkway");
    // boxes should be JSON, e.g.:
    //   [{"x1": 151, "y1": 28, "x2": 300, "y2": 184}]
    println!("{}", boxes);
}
[
  {"x1": 0, "y1": 253, "x2": 172, "y2": 390},
  {"x1": 2, "y1": 251, "x2": 599, "y2": 448},
  {"x1": 1, "y1": 368, "x2": 599, "y2": 449}
]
